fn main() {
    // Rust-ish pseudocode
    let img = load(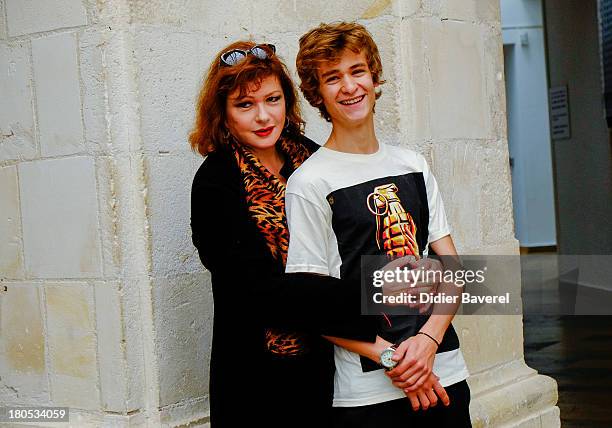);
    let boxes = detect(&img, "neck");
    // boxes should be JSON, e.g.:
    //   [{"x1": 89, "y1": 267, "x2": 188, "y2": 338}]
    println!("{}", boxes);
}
[
  {"x1": 325, "y1": 117, "x2": 378, "y2": 154},
  {"x1": 250, "y1": 145, "x2": 285, "y2": 179}
]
